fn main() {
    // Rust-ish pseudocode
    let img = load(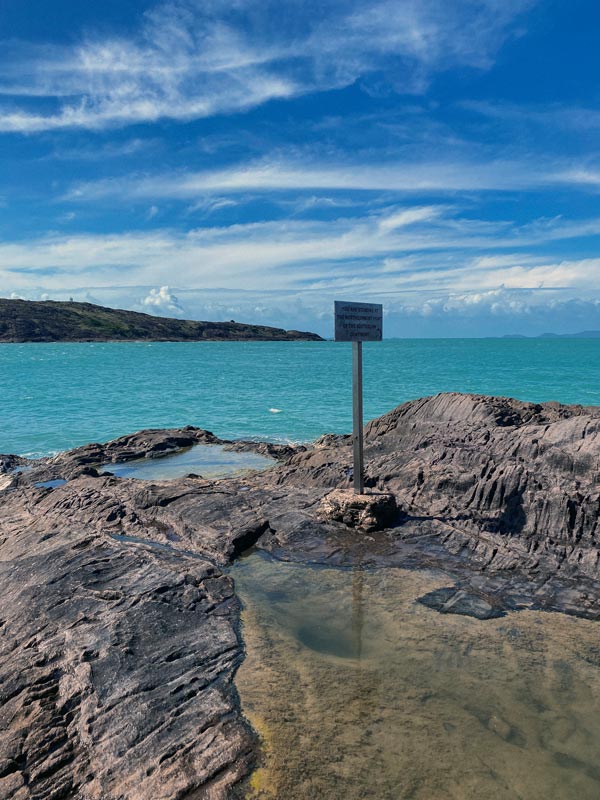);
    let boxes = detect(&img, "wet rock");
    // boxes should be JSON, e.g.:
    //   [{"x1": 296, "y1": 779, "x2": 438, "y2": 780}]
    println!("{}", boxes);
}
[
  {"x1": 52, "y1": 426, "x2": 222, "y2": 467},
  {"x1": 224, "y1": 440, "x2": 303, "y2": 462},
  {"x1": 0, "y1": 454, "x2": 25, "y2": 473},
  {"x1": 417, "y1": 586, "x2": 506, "y2": 620},
  {"x1": 47, "y1": 427, "x2": 294, "y2": 472}
]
